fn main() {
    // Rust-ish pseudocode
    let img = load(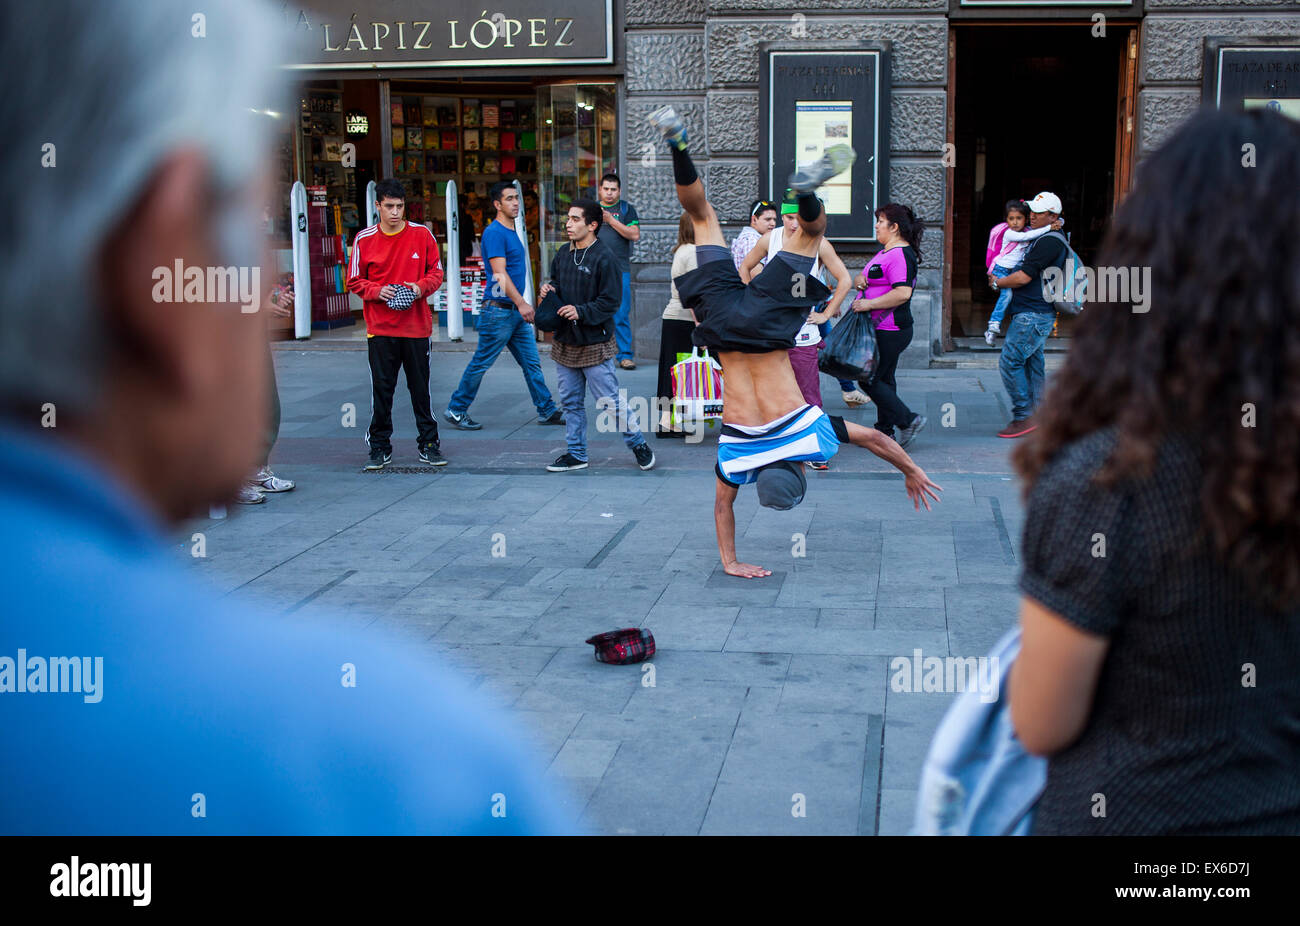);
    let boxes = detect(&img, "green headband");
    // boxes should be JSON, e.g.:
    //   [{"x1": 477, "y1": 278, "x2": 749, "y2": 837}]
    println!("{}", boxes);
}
[{"x1": 780, "y1": 201, "x2": 799, "y2": 215}]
